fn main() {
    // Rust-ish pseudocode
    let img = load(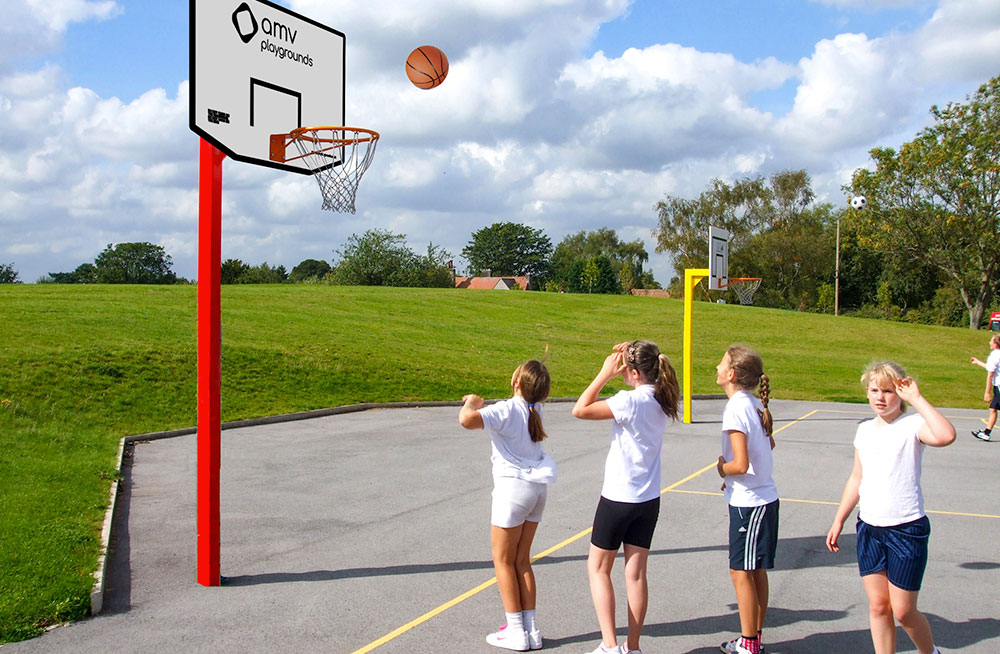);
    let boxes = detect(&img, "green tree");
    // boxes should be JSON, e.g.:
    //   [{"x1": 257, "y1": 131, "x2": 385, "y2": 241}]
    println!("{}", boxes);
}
[
  {"x1": 47, "y1": 263, "x2": 98, "y2": 284},
  {"x1": 289, "y1": 258, "x2": 332, "y2": 282},
  {"x1": 221, "y1": 259, "x2": 251, "y2": 284},
  {"x1": 849, "y1": 76, "x2": 1000, "y2": 328},
  {"x1": 654, "y1": 170, "x2": 831, "y2": 308},
  {"x1": 414, "y1": 243, "x2": 456, "y2": 288},
  {"x1": 551, "y1": 228, "x2": 652, "y2": 293},
  {"x1": 580, "y1": 258, "x2": 600, "y2": 293},
  {"x1": 332, "y1": 229, "x2": 420, "y2": 287},
  {"x1": 0, "y1": 263, "x2": 20, "y2": 283},
  {"x1": 94, "y1": 242, "x2": 176, "y2": 284},
  {"x1": 461, "y1": 222, "x2": 552, "y2": 283},
  {"x1": 237, "y1": 262, "x2": 288, "y2": 284}
]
